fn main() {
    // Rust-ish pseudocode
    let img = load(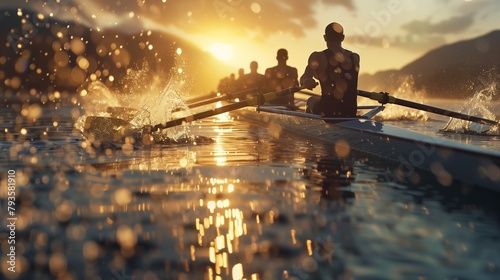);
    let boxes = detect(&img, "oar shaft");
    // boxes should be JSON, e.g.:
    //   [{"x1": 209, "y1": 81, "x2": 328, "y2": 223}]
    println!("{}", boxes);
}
[
  {"x1": 358, "y1": 90, "x2": 499, "y2": 126},
  {"x1": 153, "y1": 102, "x2": 250, "y2": 131},
  {"x1": 153, "y1": 86, "x2": 304, "y2": 130},
  {"x1": 297, "y1": 90, "x2": 319, "y2": 97},
  {"x1": 394, "y1": 99, "x2": 498, "y2": 125},
  {"x1": 187, "y1": 88, "x2": 256, "y2": 109}
]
